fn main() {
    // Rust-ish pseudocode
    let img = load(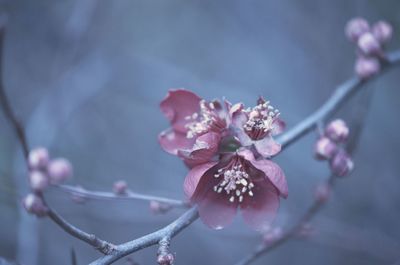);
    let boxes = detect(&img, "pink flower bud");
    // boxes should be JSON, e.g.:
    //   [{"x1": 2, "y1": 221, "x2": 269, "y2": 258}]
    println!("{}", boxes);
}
[
  {"x1": 157, "y1": 253, "x2": 175, "y2": 265},
  {"x1": 297, "y1": 223, "x2": 315, "y2": 238},
  {"x1": 357, "y1": 32, "x2": 381, "y2": 56},
  {"x1": 29, "y1": 171, "x2": 49, "y2": 192},
  {"x1": 314, "y1": 183, "x2": 331, "y2": 202},
  {"x1": 262, "y1": 227, "x2": 282, "y2": 245},
  {"x1": 28, "y1": 147, "x2": 49, "y2": 170},
  {"x1": 345, "y1": 17, "x2": 370, "y2": 42},
  {"x1": 355, "y1": 56, "x2": 381, "y2": 79},
  {"x1": 113, "y1": 180, "x2": 128, "y2": 195},
  {"x1": 150, "y1": 201, "x2": 172, "y2": 214},
  {"x1": 47, "y1": 158, "x2": 73, "y2": 184},
  {"x1": 22, "y1": 193, "x2": 48, "y2": 217},
  {"x1": 372, "y1": 21, "x2": 393, "y2": 44},
  {"x1": 330, "y1": 150, "x2": 354, "y2": 177},
  {"x1": 314, "y1": 137, "x2": 337, "y2": 160},
  {"x1": 325, "y1": 119, "x2": 349, "y2": 143}
]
